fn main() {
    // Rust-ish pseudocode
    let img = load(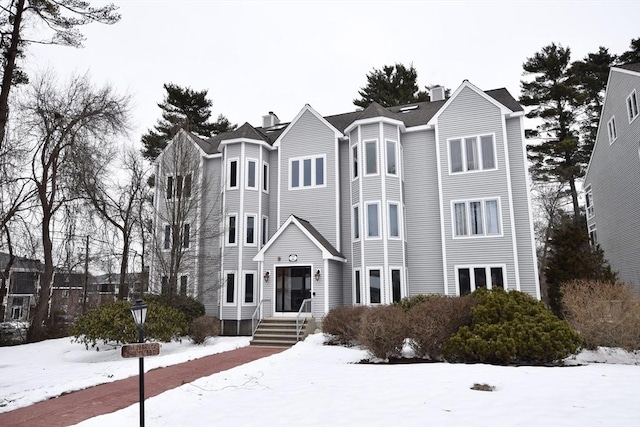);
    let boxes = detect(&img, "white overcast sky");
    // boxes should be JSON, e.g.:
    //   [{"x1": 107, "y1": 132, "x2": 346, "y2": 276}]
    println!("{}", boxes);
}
[{"x1": 26, "y1": 0, "x2": 640, "y2": 147}]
